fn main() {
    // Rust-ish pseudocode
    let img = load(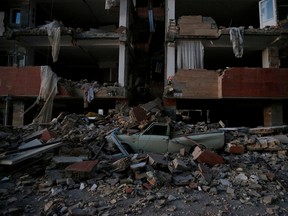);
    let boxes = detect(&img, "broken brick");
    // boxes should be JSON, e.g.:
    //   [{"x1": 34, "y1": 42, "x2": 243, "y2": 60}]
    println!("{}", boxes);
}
[
  {"x1": 125, "y1": 186, "x2": 134, "y2": 194},
  {"x1": 142, "y1": 182, "x2": 152, "y2": 190},
  {"x1": 134, "y1": 171, "x2": 147, "y2": 180},
  {"x1": 40, "y1": 128, "x2": 57, "y2": 142},
  {"x1": 192, "y1": 146, "x2": 225, "y2": 166},
  {"x1": 225, "y1": 143, "x2": 245, "y2": 154}
]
